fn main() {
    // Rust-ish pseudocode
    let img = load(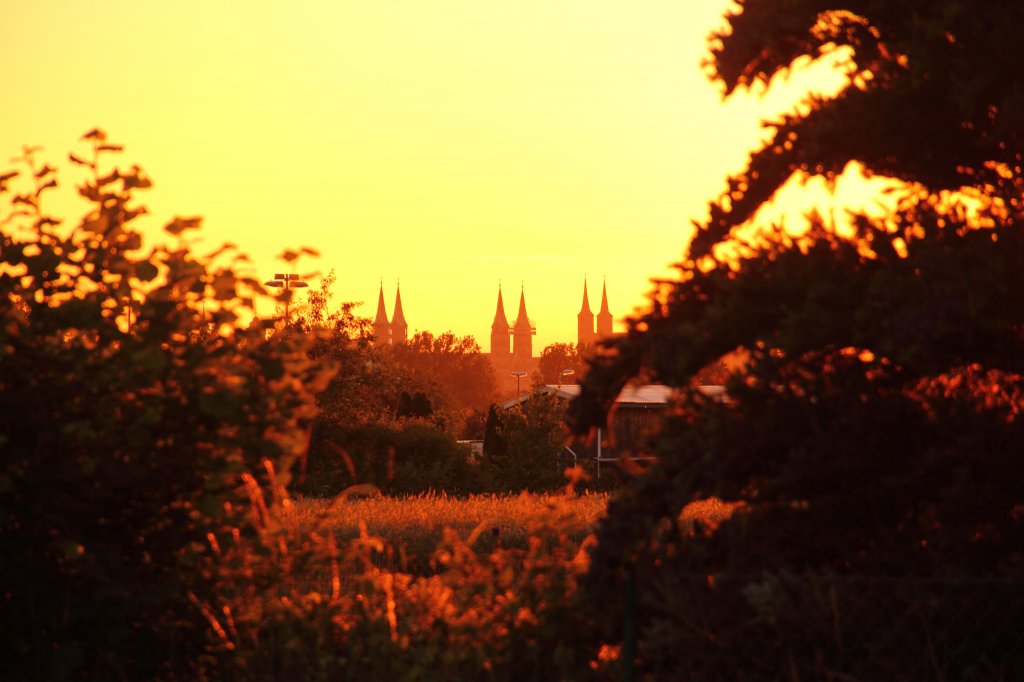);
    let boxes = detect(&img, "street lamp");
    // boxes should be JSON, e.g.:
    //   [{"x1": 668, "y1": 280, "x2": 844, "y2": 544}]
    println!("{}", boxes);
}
[
  {"x1": 264, "y1": 273, "x2": 308, "y2": 321},
  {"x1": 511, "y1": 371, "x2": 527, "y2": 400}
]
